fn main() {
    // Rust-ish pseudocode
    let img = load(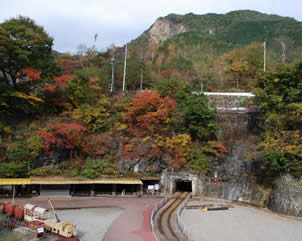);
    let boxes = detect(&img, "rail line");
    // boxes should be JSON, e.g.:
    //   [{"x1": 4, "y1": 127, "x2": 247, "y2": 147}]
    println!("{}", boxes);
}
[{"x1": 155, "y1": 192, "x2": 189, "y2": 241}]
